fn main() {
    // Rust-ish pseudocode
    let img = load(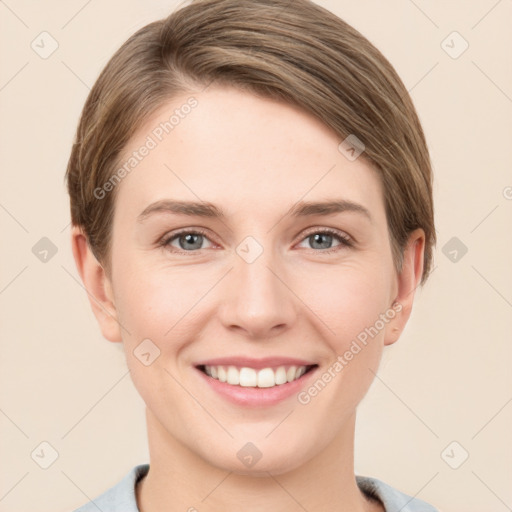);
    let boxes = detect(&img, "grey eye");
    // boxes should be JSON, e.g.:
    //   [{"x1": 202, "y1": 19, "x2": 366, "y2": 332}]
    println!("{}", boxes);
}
[{"x1": 307, "y1": 233, "x2": 337, "y2": 250}]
